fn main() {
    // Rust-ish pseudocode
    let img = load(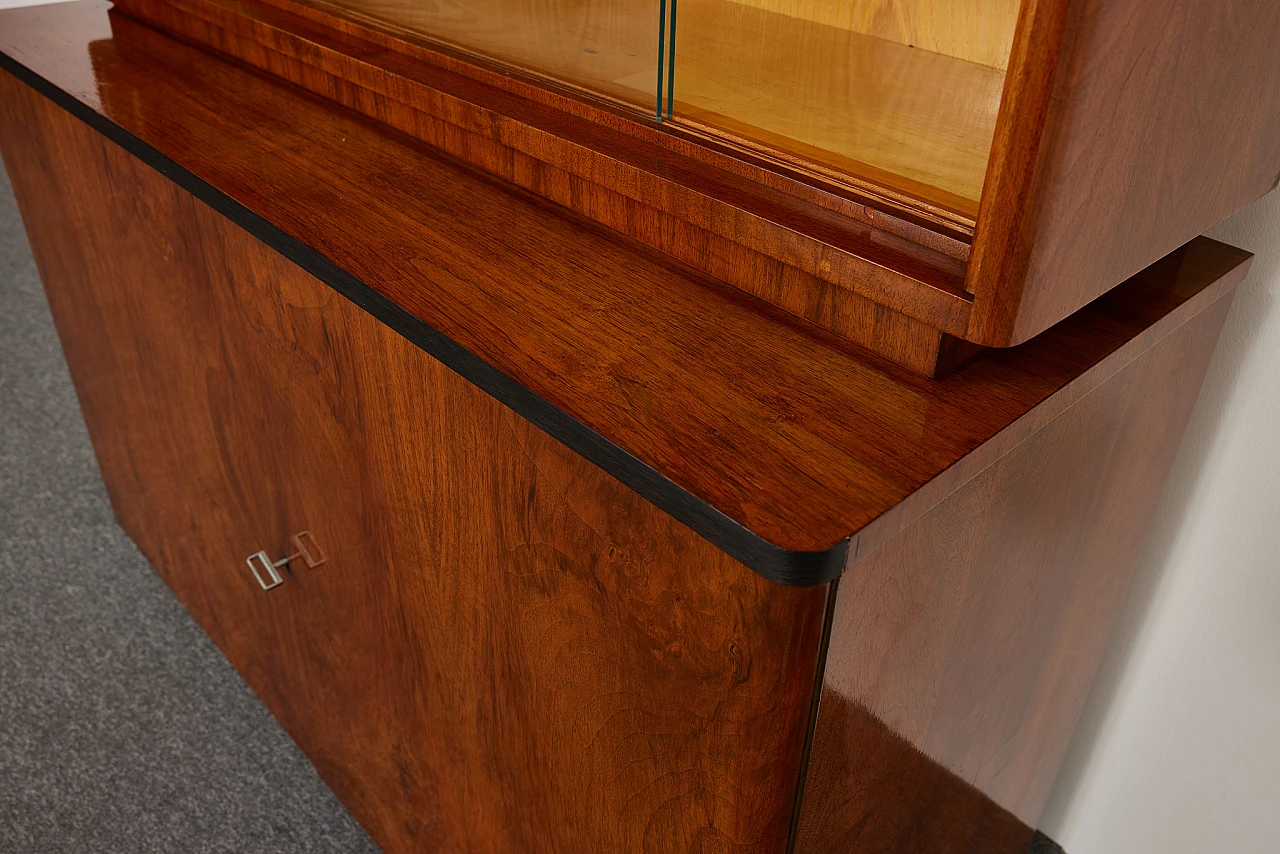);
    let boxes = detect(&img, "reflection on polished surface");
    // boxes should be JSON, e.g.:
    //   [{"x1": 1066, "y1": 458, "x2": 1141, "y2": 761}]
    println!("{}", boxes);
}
[
  {"x1": 798, "y1": 692, "x2": 1034, "y2": 852},
  {"x1": 0, "y1": 3, "x2": 1257, "y2": 852}
]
